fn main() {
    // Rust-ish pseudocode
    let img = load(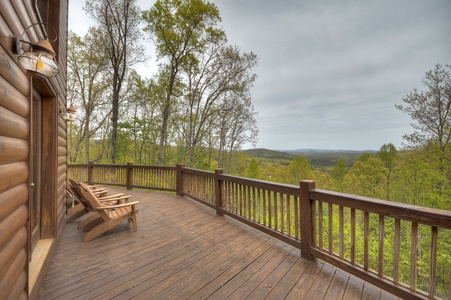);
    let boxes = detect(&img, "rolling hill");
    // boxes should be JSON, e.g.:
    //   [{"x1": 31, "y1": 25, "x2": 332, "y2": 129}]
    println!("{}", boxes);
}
[{"x1": 242, "y1": 148, "x2": 376, "y2": 169}]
